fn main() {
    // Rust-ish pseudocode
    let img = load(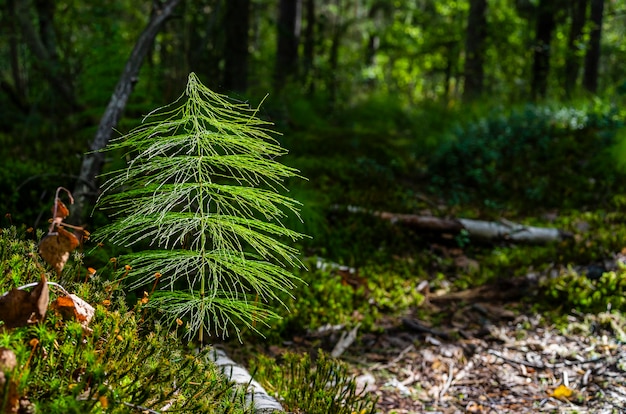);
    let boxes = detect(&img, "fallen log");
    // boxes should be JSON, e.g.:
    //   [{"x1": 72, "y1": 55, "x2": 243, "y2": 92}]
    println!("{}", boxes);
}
[{"x1": 344, "y1": 206, "x2": 572, "y2": 244}]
